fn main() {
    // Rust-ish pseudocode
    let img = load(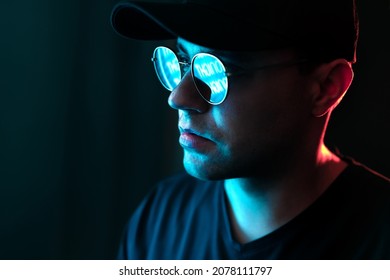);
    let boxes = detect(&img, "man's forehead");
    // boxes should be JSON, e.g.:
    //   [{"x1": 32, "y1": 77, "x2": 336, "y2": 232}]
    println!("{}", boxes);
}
[
  {"x1": 176, "y1": 38, "x2": 215, "y2": 56},
  {"x1": 176, "y1": 37, "x2": 296, "y2": 65}
]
